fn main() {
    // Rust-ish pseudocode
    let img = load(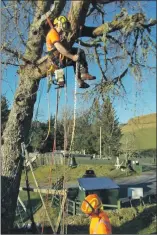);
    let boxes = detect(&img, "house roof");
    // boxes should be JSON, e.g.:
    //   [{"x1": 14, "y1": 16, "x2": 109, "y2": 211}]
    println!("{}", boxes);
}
[{"x1": 78, "y1": 177, "x2": 119, "y2": 190}]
